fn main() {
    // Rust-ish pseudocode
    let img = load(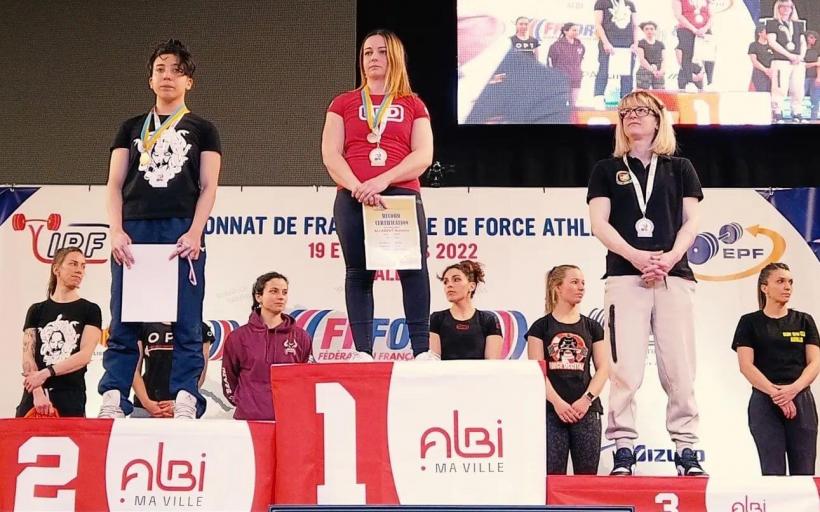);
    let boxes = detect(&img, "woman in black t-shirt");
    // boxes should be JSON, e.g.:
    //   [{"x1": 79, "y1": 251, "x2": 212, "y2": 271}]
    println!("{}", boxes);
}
[
  {"x1": 527, "y1": 265, "x2": 609, "y2": 475},
  {"x1": 16, "y1": 247, "x2": 102, "y2": 417},
  {"x1": 429, "y1": 260, "x2": 503, "y2": 360},
  {"x1": 748, "y1": 23, "x2": 775, "y2": 93},
  {"x1": 732, "y1": 262, "x2": 819, "y2": 475}
]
